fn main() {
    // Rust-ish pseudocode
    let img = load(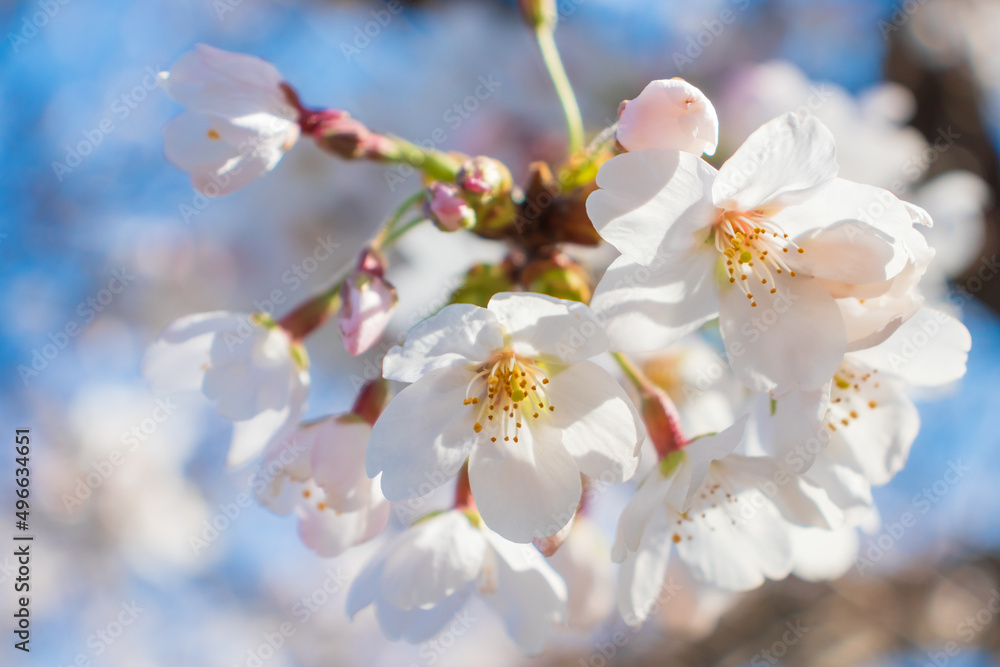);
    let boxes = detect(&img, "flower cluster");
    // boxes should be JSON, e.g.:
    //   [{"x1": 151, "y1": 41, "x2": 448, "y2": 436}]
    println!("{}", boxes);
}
[{"x1": 145, "y1": 40, "x2": 971, "y2": 656}]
